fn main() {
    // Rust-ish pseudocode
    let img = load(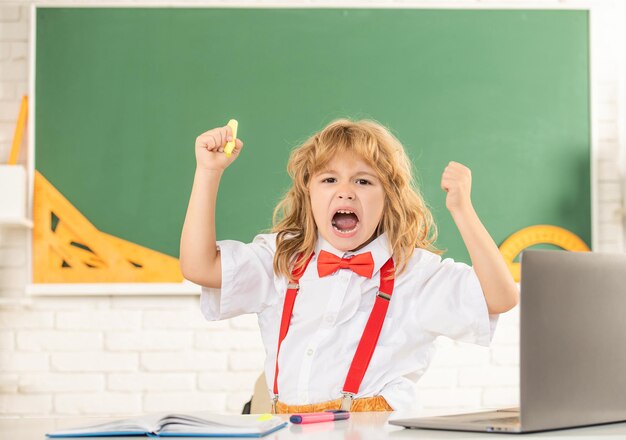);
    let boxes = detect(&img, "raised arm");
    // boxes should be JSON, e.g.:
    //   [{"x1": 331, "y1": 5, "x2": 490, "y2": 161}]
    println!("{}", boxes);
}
[
  {"x1": 180, "y1": 125, "x2": 244, "y2": 288},
  {"x1": 441, "y1": 161, "x2": 519, "y2": 314}
]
